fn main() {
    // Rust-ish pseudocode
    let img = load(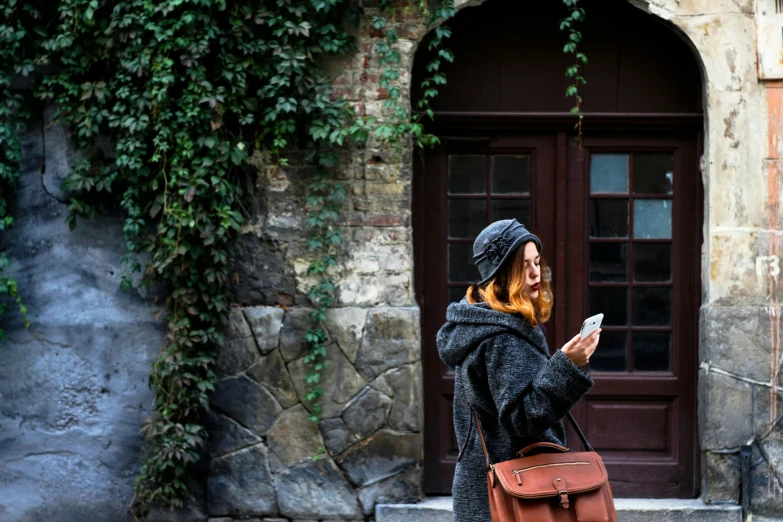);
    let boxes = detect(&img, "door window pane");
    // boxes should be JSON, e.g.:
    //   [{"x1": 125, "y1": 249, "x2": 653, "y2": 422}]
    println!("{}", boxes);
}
[
  {"x1": 590, "y1": 243, "x2": 627, "y2": 282},
  {"x1": 590, "y1": 287, "x2": 627, "y2": 326},
  {"x1": 634, "y1": 244, "x2": 672, "y2": 282},
  {"x1": 491, "y1": 199, "x2": 531, "y2": 224},
  {"x1": 632, "y1": 332, "x2": 670, "y2": 372},
  {"x1": 492, "y1": 155, "x2": 531, "y2": 194},
  {"x1": 448, "y1": 243, "x2": 477, "y2": 282},
  {"x1": 634, "y1": 153, "x2": 673, "y2": 195},
  {"x1": 590, "y1": 154, "x2": 629, "y2": 193},
  {"x1": 633, "y1": 200, "x2": 672, "y2": 239},
  {"x1": 589, "y1": 330, "x2": 627, "y2": 372},
  {"x1": 448, "y1": 199, "x2": 487, "y2": 238},
  {"x1": 632, "y1": 287, "x2": 672, "y2": 326},
  {"x1": 590, "y1": 199, "x2": 628, "y2": 238},
  {"x1": 449, "y1": 155, "x2": 486, "y2": 194}
]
